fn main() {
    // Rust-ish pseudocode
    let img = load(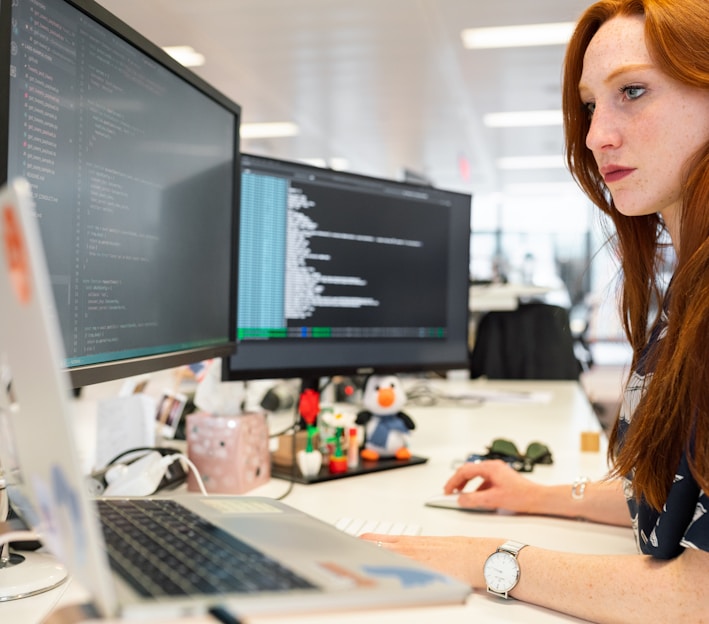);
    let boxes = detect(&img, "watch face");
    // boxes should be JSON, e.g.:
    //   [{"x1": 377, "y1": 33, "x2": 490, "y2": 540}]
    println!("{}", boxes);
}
[{"x1": 483, "y1": 551, "x2": 520, "y2": 594}]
